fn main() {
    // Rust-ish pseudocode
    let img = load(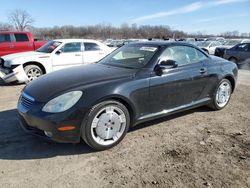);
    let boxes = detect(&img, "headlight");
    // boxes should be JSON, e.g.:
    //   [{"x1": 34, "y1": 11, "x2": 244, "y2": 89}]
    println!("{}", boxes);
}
[
  {"x1": 4, "y1": 60, "x2": 12, "y2": 68},
  {"x1": 42, "y1": 91, "x2": 82, "y2": 113}
]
